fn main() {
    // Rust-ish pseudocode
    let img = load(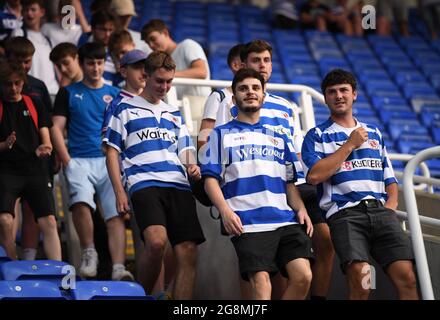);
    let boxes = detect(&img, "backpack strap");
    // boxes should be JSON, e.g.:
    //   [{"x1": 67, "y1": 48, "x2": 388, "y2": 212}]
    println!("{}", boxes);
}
[
  {"x1": 211, "y1": 88, "x2": 226, "y2": 102},
  {"x1": 22, "y1": 95, "x2": 38, "y2": 129}
]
